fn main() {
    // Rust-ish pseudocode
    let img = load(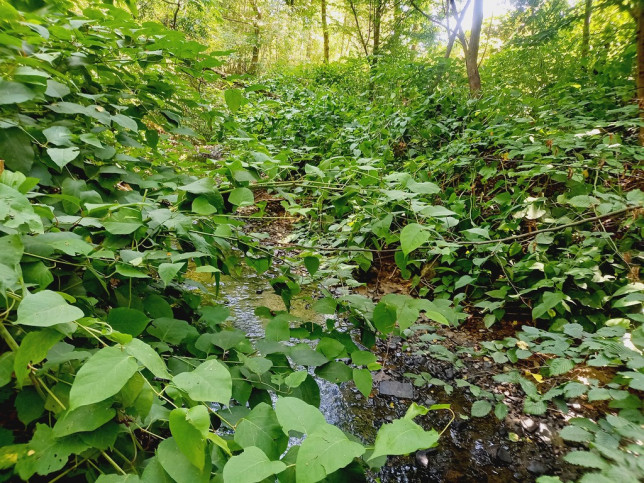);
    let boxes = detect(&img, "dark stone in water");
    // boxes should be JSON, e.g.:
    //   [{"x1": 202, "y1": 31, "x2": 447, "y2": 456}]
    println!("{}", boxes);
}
[
  {"x1": 527, "y1": 461, "x2": 547, "y2": 475},
  {"x1": 415, "y1": 447, "x2": 438, "y2": 468},
  {"x1": 496, "y1": 447, "x2": 513, "y2": 464},
  {"x1": 379, "y1": 381, "x2": 414, "y2": 399}
]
